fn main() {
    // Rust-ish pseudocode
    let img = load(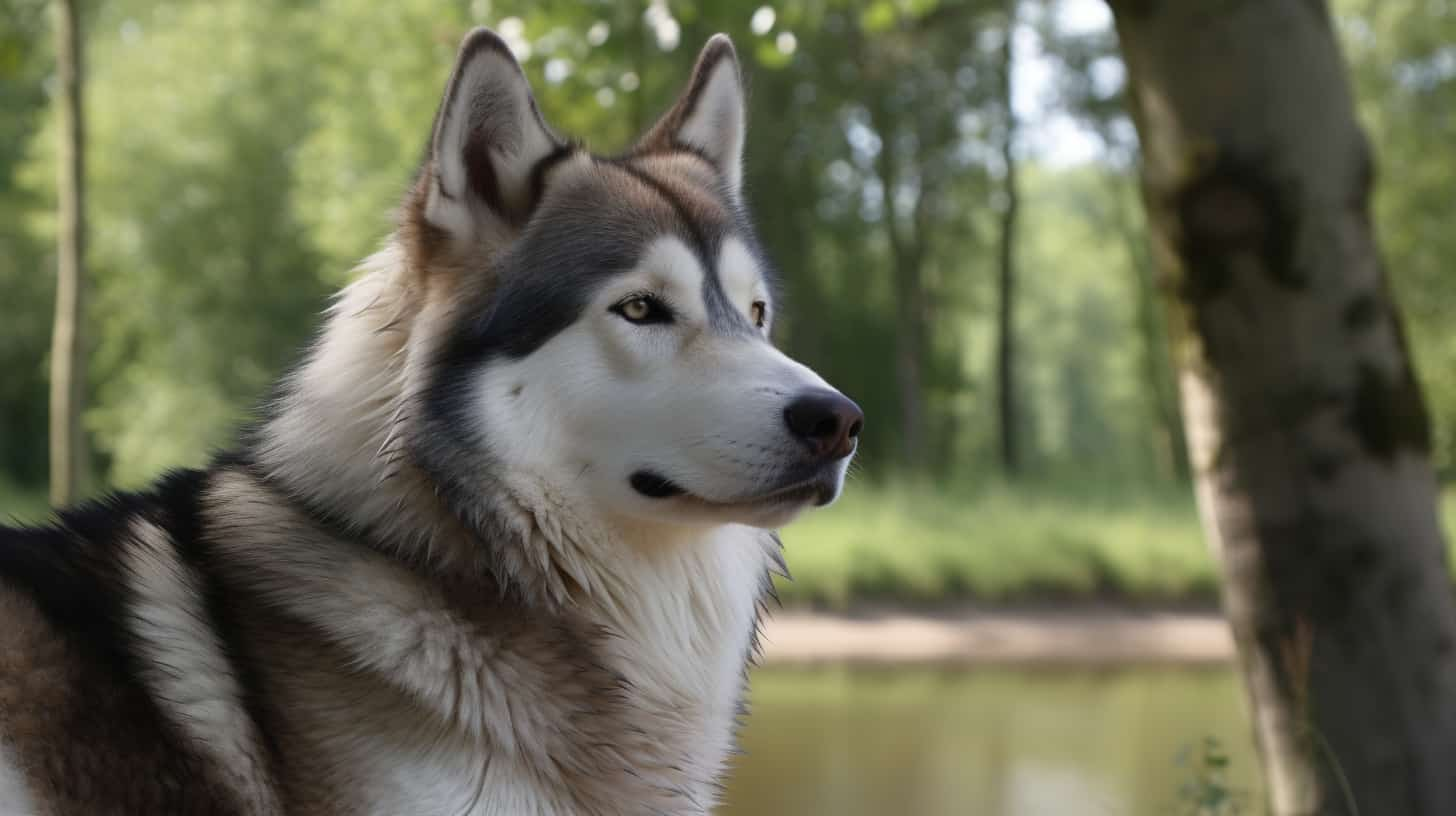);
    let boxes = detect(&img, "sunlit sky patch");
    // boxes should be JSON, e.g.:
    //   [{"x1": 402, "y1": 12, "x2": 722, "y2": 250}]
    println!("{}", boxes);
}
[{"x1": 1013, "y1": 0, "x2": 1115, "y2": 167}]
